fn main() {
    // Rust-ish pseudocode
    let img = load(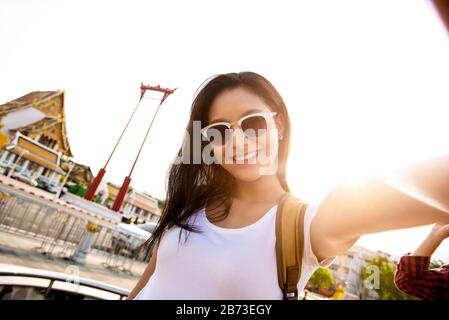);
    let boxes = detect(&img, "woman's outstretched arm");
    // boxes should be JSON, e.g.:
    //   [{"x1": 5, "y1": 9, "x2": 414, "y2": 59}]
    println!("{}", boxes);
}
[{"x1": 311, "y1": 153, "x2": 449, "y2": 261}]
